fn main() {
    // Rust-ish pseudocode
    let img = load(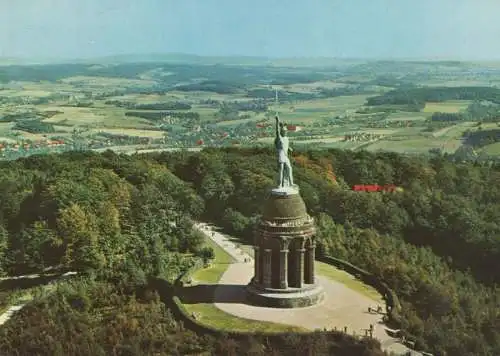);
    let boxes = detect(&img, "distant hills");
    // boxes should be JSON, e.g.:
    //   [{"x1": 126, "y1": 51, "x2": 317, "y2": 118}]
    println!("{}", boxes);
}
[
  {"x1": 0, "y1": 52, "x2": 497, "y2": 68},
  {"x1": 0, "y1": 53, "x2": 365, "y2": 67}
]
